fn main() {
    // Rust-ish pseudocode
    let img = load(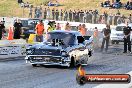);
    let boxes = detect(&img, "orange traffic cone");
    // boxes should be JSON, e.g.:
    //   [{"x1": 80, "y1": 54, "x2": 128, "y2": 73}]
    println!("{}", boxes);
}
[{"x1": 7, "y1": 27, "x2": 13, "y2": 40}]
